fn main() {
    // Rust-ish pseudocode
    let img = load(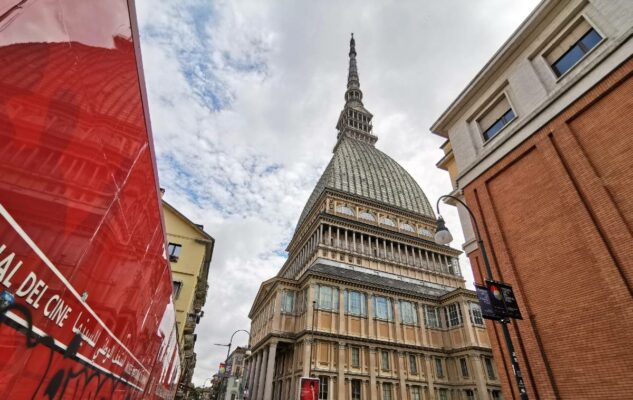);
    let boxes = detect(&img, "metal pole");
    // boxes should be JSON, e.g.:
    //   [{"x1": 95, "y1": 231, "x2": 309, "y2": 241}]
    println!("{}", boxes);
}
[{"x1": 437, "y1": 195, "x2": 529, "y2": 400}]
